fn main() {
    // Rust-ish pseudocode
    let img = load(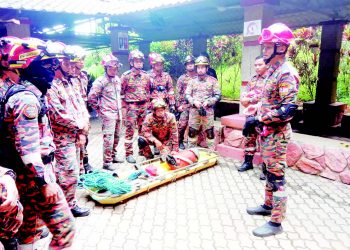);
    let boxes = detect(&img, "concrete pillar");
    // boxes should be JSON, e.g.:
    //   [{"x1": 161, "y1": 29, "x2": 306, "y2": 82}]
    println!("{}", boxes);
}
[
  {"x1": 240, "y1": 0, "x2": 276, "y2": 88},
  {"x1": 303, "y1": 20, "x2": 347, "y2": 131},
  {"x1": 5, "y1": 19, "x2": 30, "y2": 38},
  {"x1": 110, "y1": 26, "x2": 130, "y2": 74},
  {"x1": 139, "y1": 41, "x2": 151, "y2": 71},
  {"x1": 239, "y1": 0, "x2": 277, "y2": 113},
  {"x1": 315, "y1": 20, "x2": 347, "y2": 105},
  {"x1": 192, "y1": 36, "x2": 207, "y2": 57}
]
